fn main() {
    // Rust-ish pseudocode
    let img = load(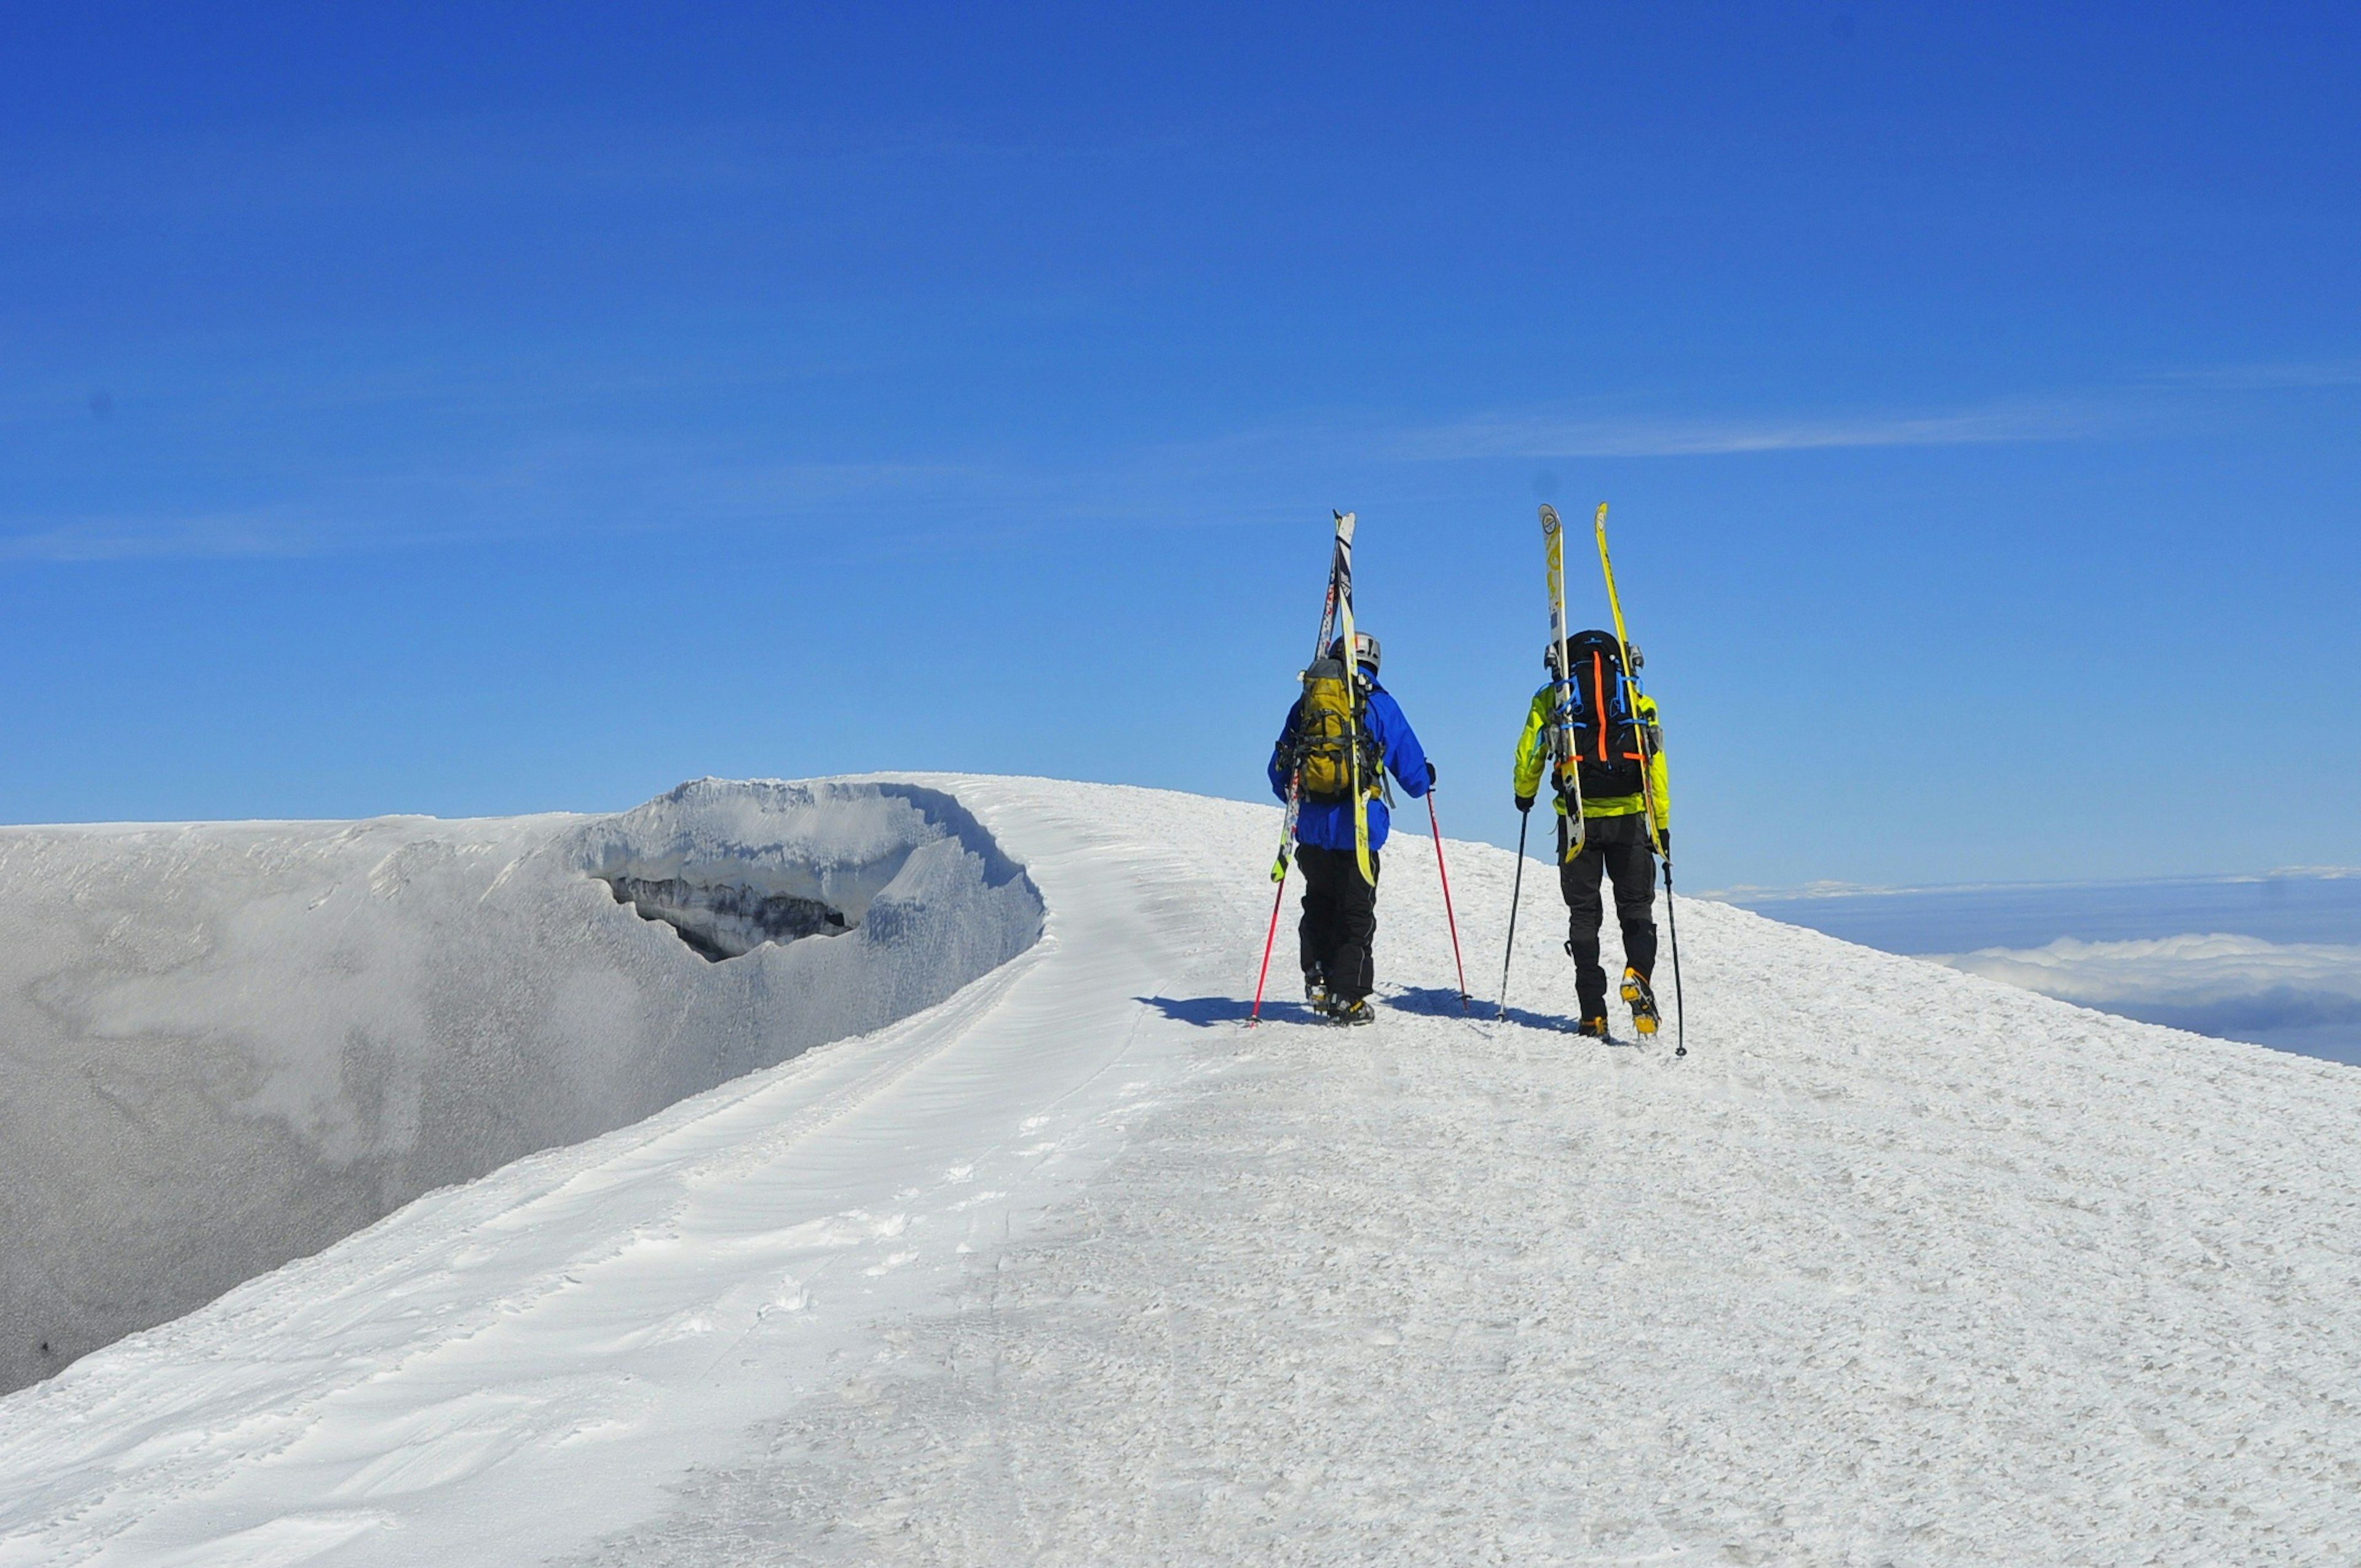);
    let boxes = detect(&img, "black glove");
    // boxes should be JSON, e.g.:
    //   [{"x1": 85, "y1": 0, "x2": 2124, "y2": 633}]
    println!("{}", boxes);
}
[
  {"x1": 1425, "y1": 761, "x2": 1439, "y2": 789},
  {"x1": 1656, "y1": 828, "x2": 1671, "y2": 859},
  {"x1": 1514, "y1": 793, "x2": 1535, "y2": 814}
]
